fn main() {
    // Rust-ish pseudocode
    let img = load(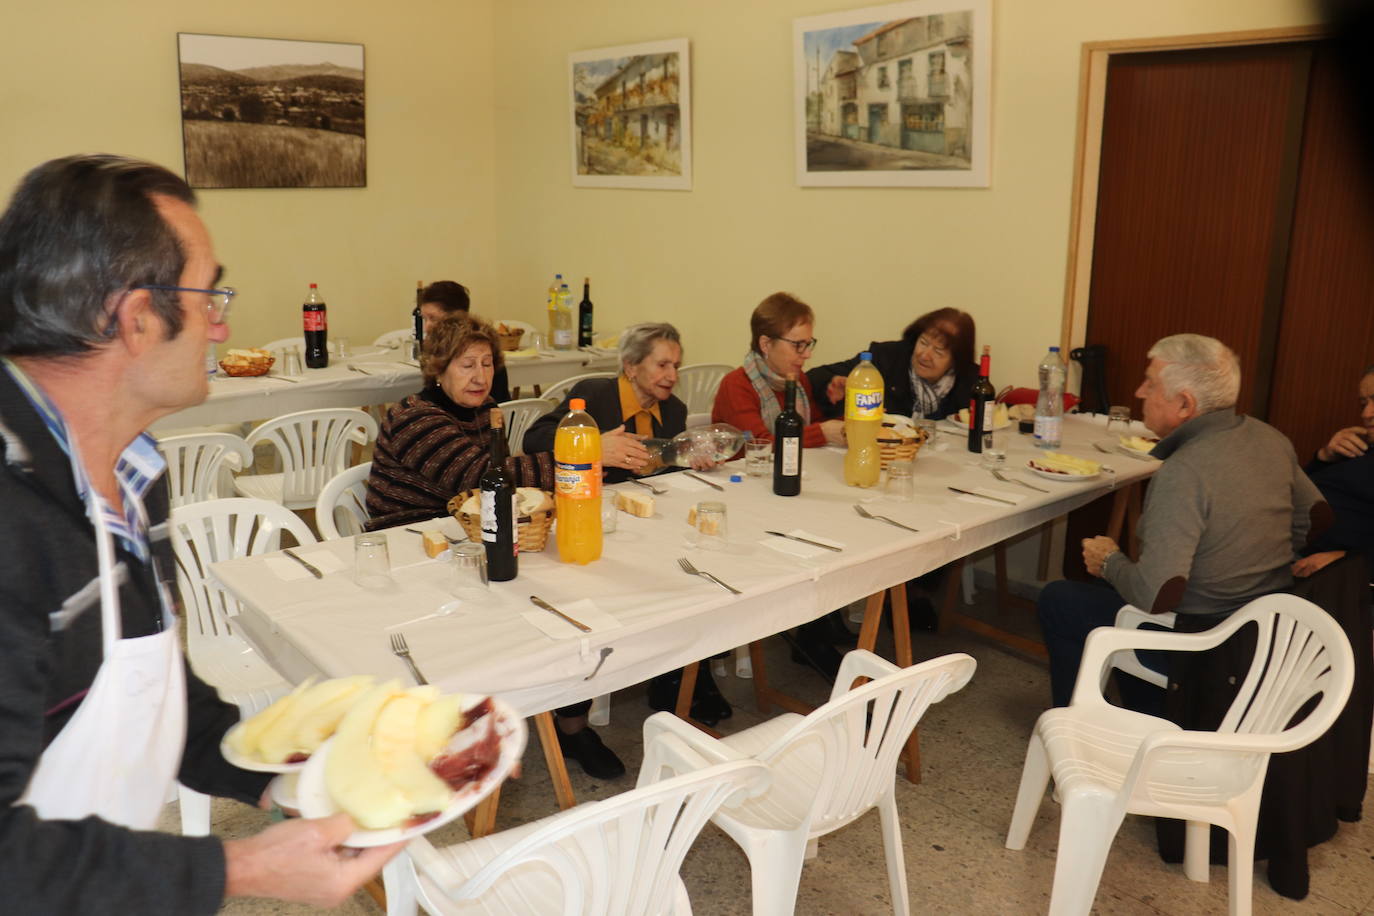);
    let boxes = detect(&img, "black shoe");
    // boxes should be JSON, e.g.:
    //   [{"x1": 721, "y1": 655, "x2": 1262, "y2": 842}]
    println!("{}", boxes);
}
[
  {"x1": 555, "y1": 725, "x2": 626, "y2": 779},
  {"x1": 646, "y1": 667, "x2": 732, "y2": 727},
  {"x1": 820, "y1": 609, "x2": 858, "y2": 646},
  {"x1": 789, "y1": 624, "x2": 843, "y2": 681}
]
